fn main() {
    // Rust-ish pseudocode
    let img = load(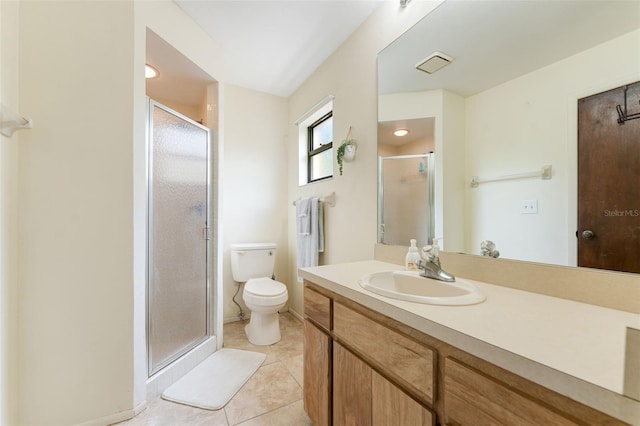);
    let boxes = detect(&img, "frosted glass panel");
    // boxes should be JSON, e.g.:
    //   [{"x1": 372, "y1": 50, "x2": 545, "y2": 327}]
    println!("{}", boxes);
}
[
  {"x1": 148, "y1": 103, "x2": 209, "y2": 375},
  {"x1": 310, "y1": 148, "x2": 333, "y2": 181},
  {"x1": 311, "y1": 116, "x2": 332, "y2": 150},
  {"x1": 380, "y1": 154, "x2": 434, "y2": 247}
]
